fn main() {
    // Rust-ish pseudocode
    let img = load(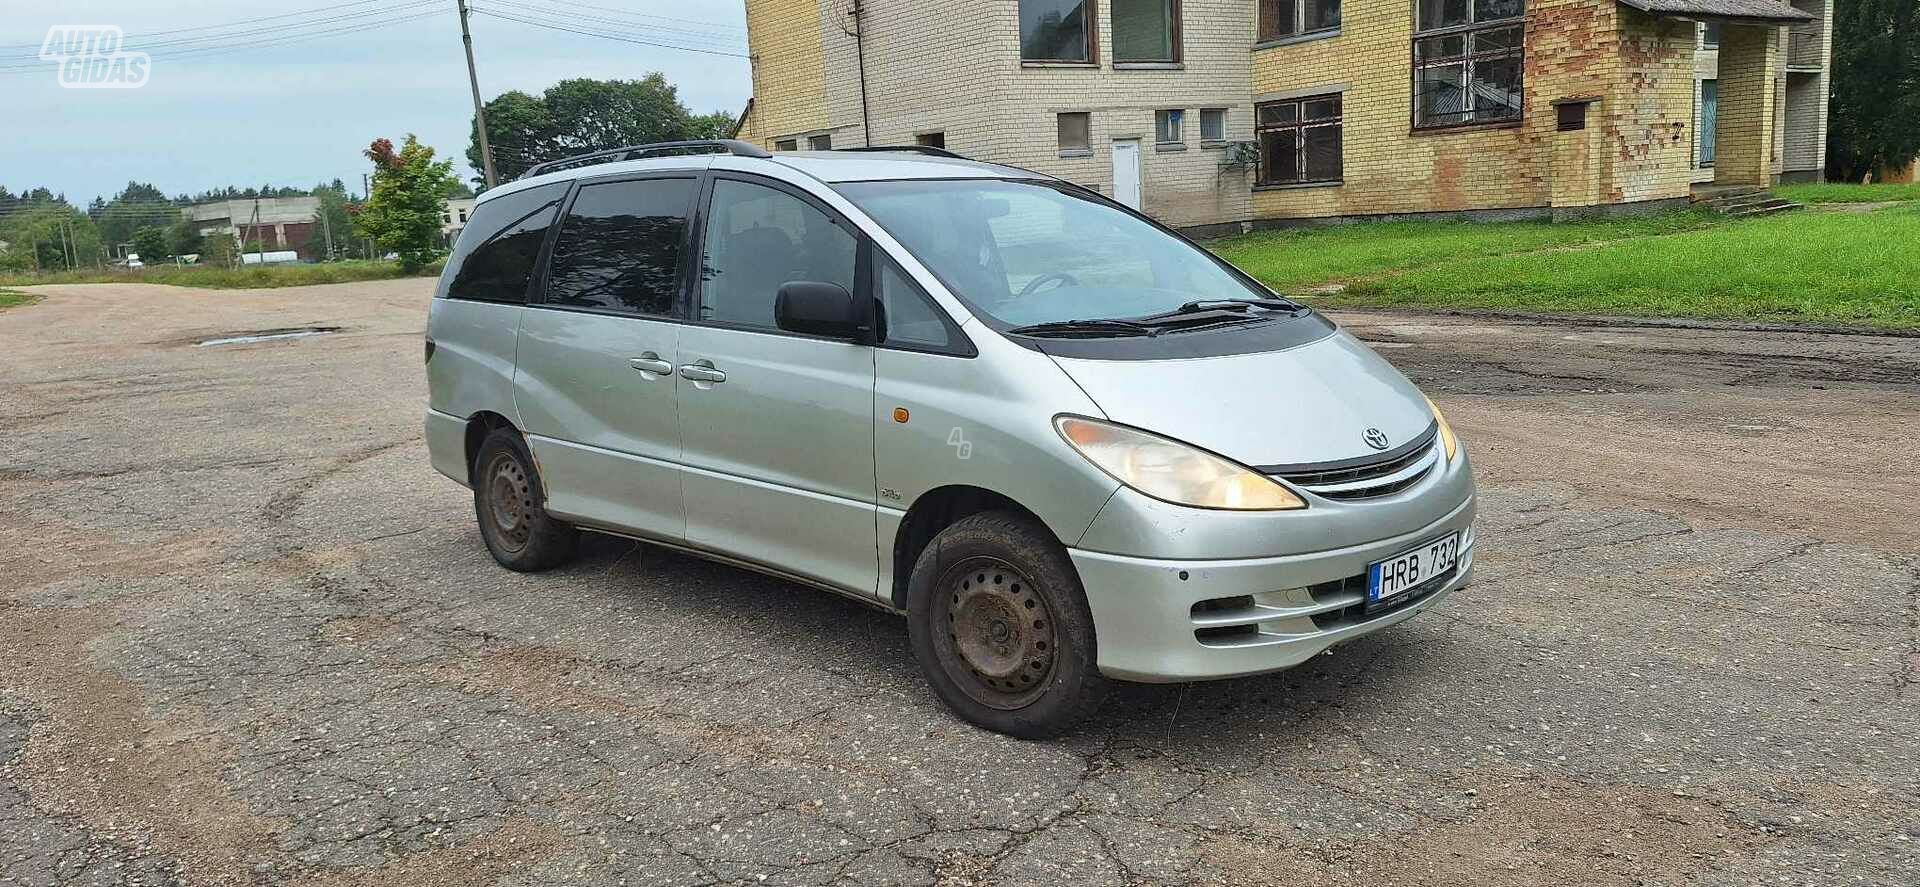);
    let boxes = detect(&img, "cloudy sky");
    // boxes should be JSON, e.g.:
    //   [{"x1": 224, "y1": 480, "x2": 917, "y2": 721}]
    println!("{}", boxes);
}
[{"x1": 0, "y1": 0, "x2": 753, "y2": 204}]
